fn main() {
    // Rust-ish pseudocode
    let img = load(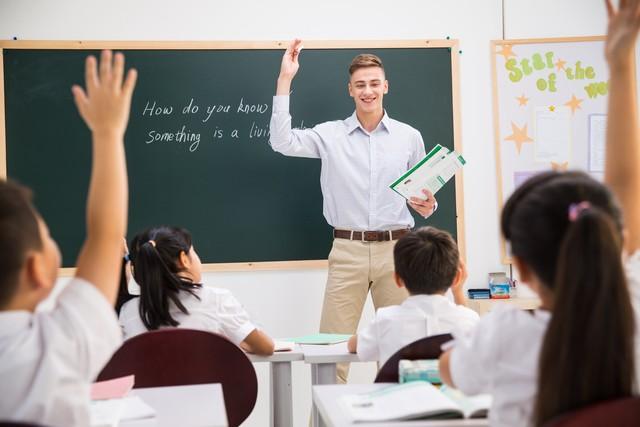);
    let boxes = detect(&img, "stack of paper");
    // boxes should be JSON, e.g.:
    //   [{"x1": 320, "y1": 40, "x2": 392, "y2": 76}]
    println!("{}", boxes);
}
[
  {"x1": 390, "y1": 144, "x2": 466, "y2": 200},
  {"x1": 89, "y1": 375, "x2": 156, "y2": 427},
  {"x1": 274, "y1": 340, "x2": 296, "y2": 351}
]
